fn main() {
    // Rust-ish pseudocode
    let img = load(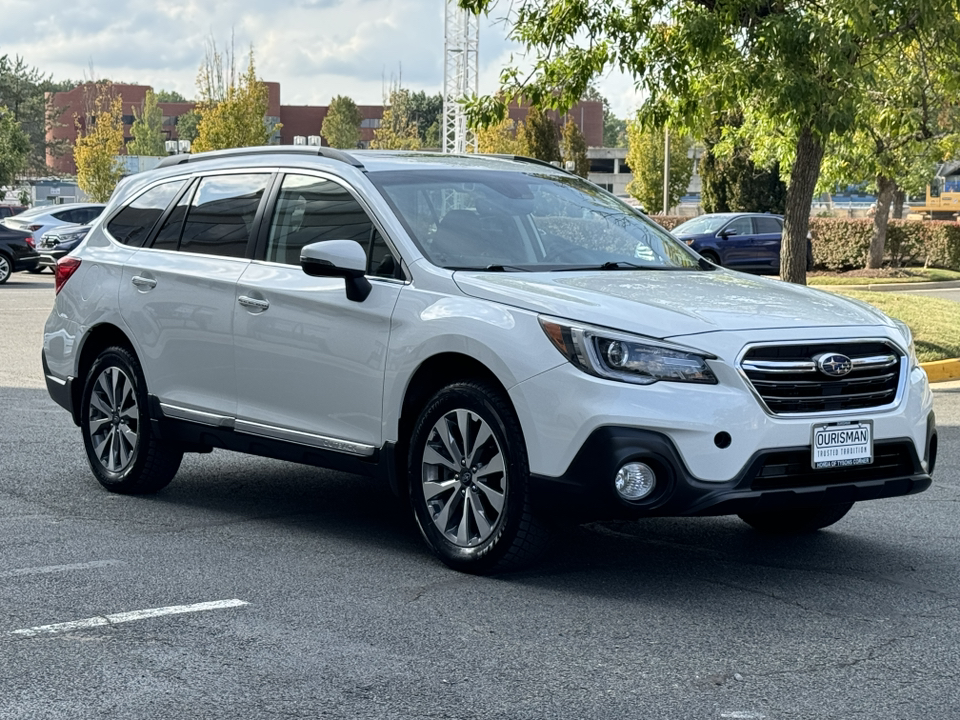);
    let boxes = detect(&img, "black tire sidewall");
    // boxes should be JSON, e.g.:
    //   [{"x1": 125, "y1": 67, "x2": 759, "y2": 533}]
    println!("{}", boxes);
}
[
  {"x1": 80, "y1": 347, "x2": 152, "y2": 490},
  {"x1": 408, "y1": 383, "x2": 530, "y2": 572},
  {"x1": 0, "y1": 253, "x2": 11, "y2": 284}
]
